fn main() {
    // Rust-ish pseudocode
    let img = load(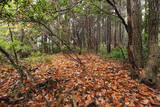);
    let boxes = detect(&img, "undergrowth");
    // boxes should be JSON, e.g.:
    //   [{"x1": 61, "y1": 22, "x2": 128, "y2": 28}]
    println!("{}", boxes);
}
[
  {"x1": 25, "y1": 54, "x2": 52, "y2": 63},
  {"x1": 98, "y1": 43, "x2": 127, "y2": 60},
  {"x1": 106, "y1": 47, "x2": 127, "y2": 60}
]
